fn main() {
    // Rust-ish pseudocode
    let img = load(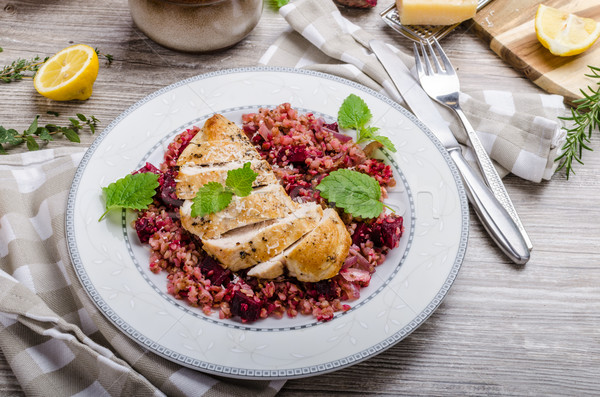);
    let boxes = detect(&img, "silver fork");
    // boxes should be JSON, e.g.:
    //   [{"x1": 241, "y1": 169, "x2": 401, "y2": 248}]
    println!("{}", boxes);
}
[{"x1": 413, "y1": 38, "x2": 532, "y2": 251}]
